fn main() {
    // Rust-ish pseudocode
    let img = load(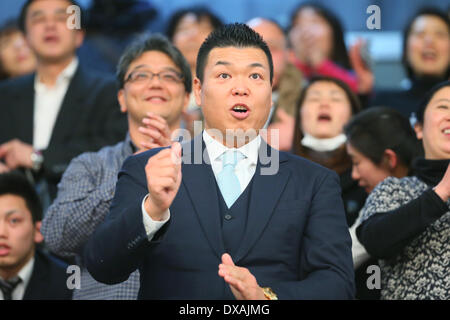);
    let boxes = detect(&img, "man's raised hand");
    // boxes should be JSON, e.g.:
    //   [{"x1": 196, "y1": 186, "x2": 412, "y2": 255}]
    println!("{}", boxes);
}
[{"x1": 144, "y1": 142, "x2": 182, "y2": 220}]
